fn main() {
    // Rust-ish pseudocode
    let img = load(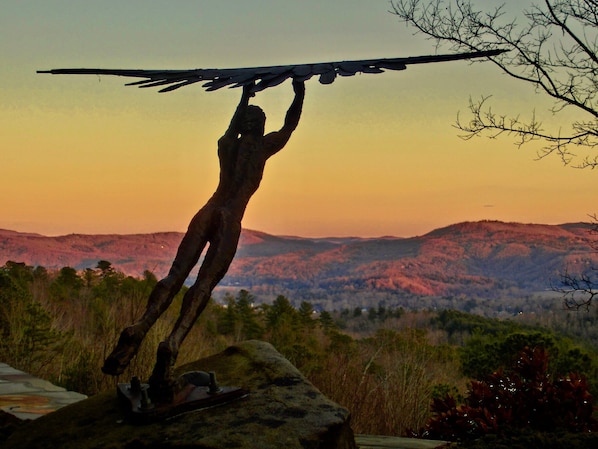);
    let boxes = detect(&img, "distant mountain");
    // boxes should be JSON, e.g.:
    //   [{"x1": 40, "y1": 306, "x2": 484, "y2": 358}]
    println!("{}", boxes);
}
[{"x1": 1, "y1": 221, "x2": 596, "y2": 302}]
